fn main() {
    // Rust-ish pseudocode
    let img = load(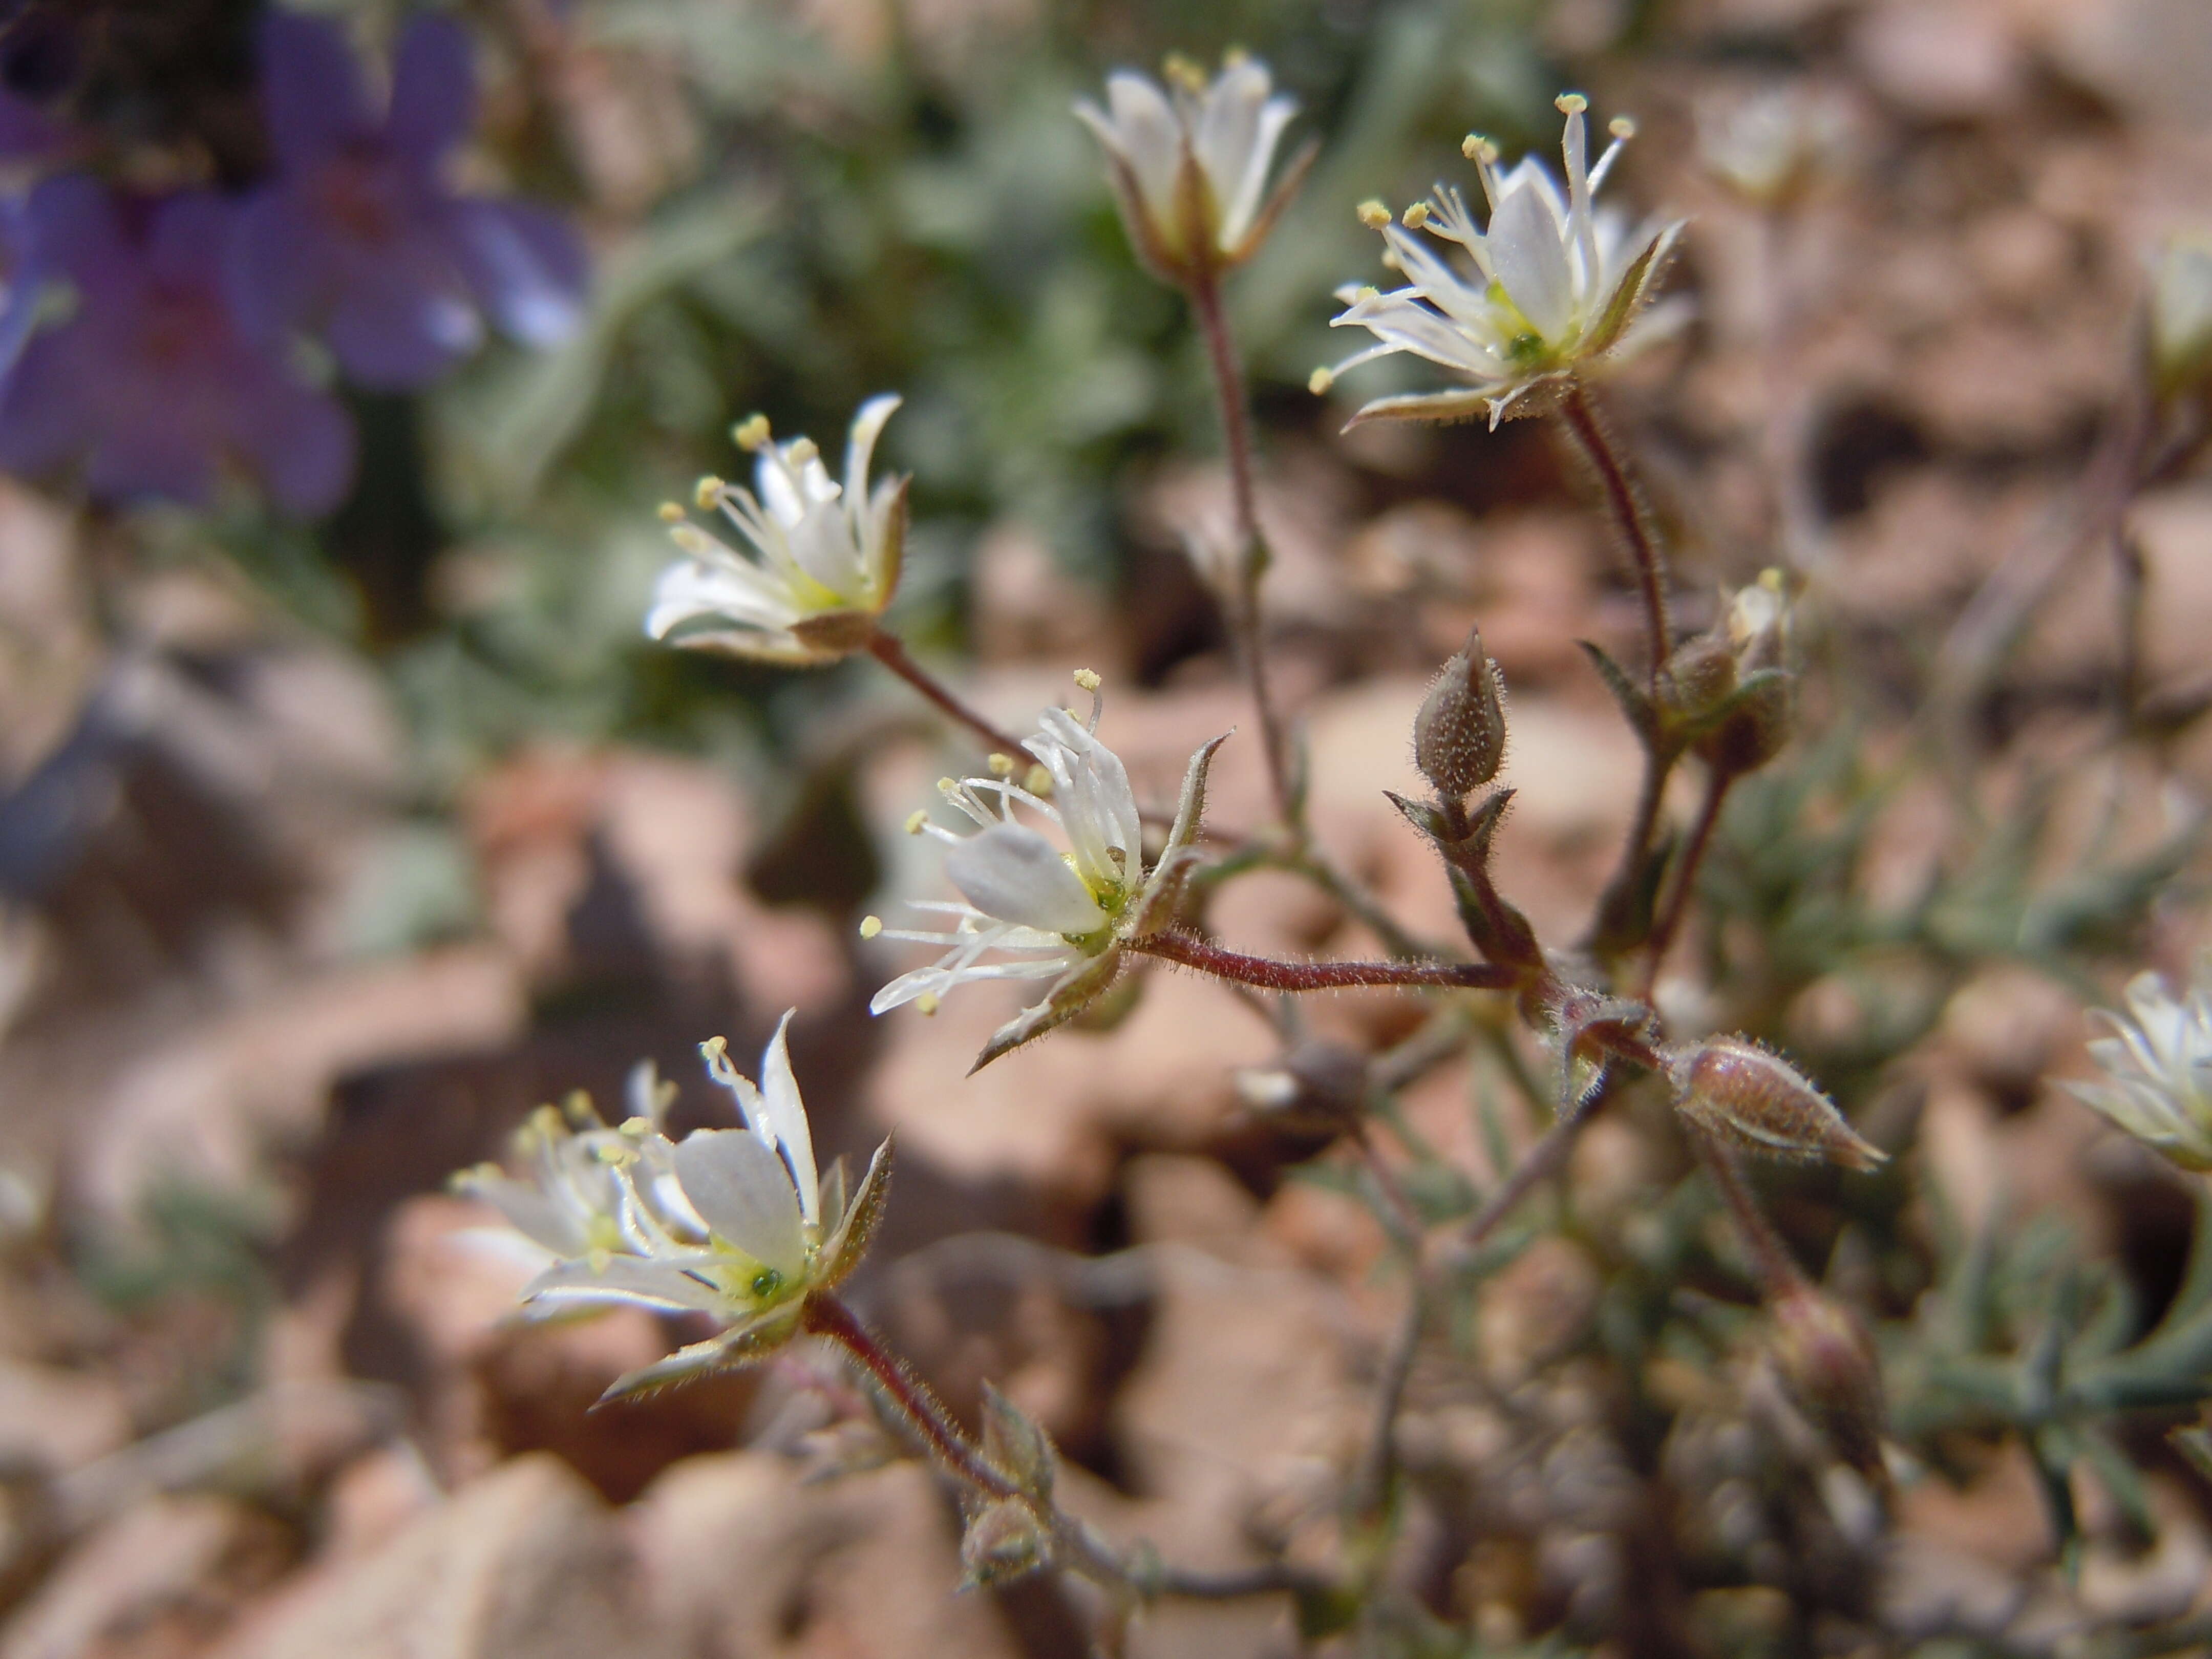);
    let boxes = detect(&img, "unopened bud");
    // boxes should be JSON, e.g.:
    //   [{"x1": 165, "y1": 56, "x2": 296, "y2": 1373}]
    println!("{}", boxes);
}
[
  {"x1": 1669, "y1": 1038, "x2": 1885, "y2": 1171},
  {"x1": 1726, "y1": 570, "x2": 1790, "y2": 673},
  {"x1": 1662, "y1": 633, "x2": 1737, "y2": 723},
  {"x1": 1413, "y1": 627, "x2": 1507, "y2": 802},
  {"x1": 960, "y1": 1498, "x2": 1052, "y2": 1587},
  {"x1": 1771, "y1": 1283, "x2": 1887, "y2": 1479},
  {"x1": 2151, "y1": 236, "x2": 2212, "y2": 399}
]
